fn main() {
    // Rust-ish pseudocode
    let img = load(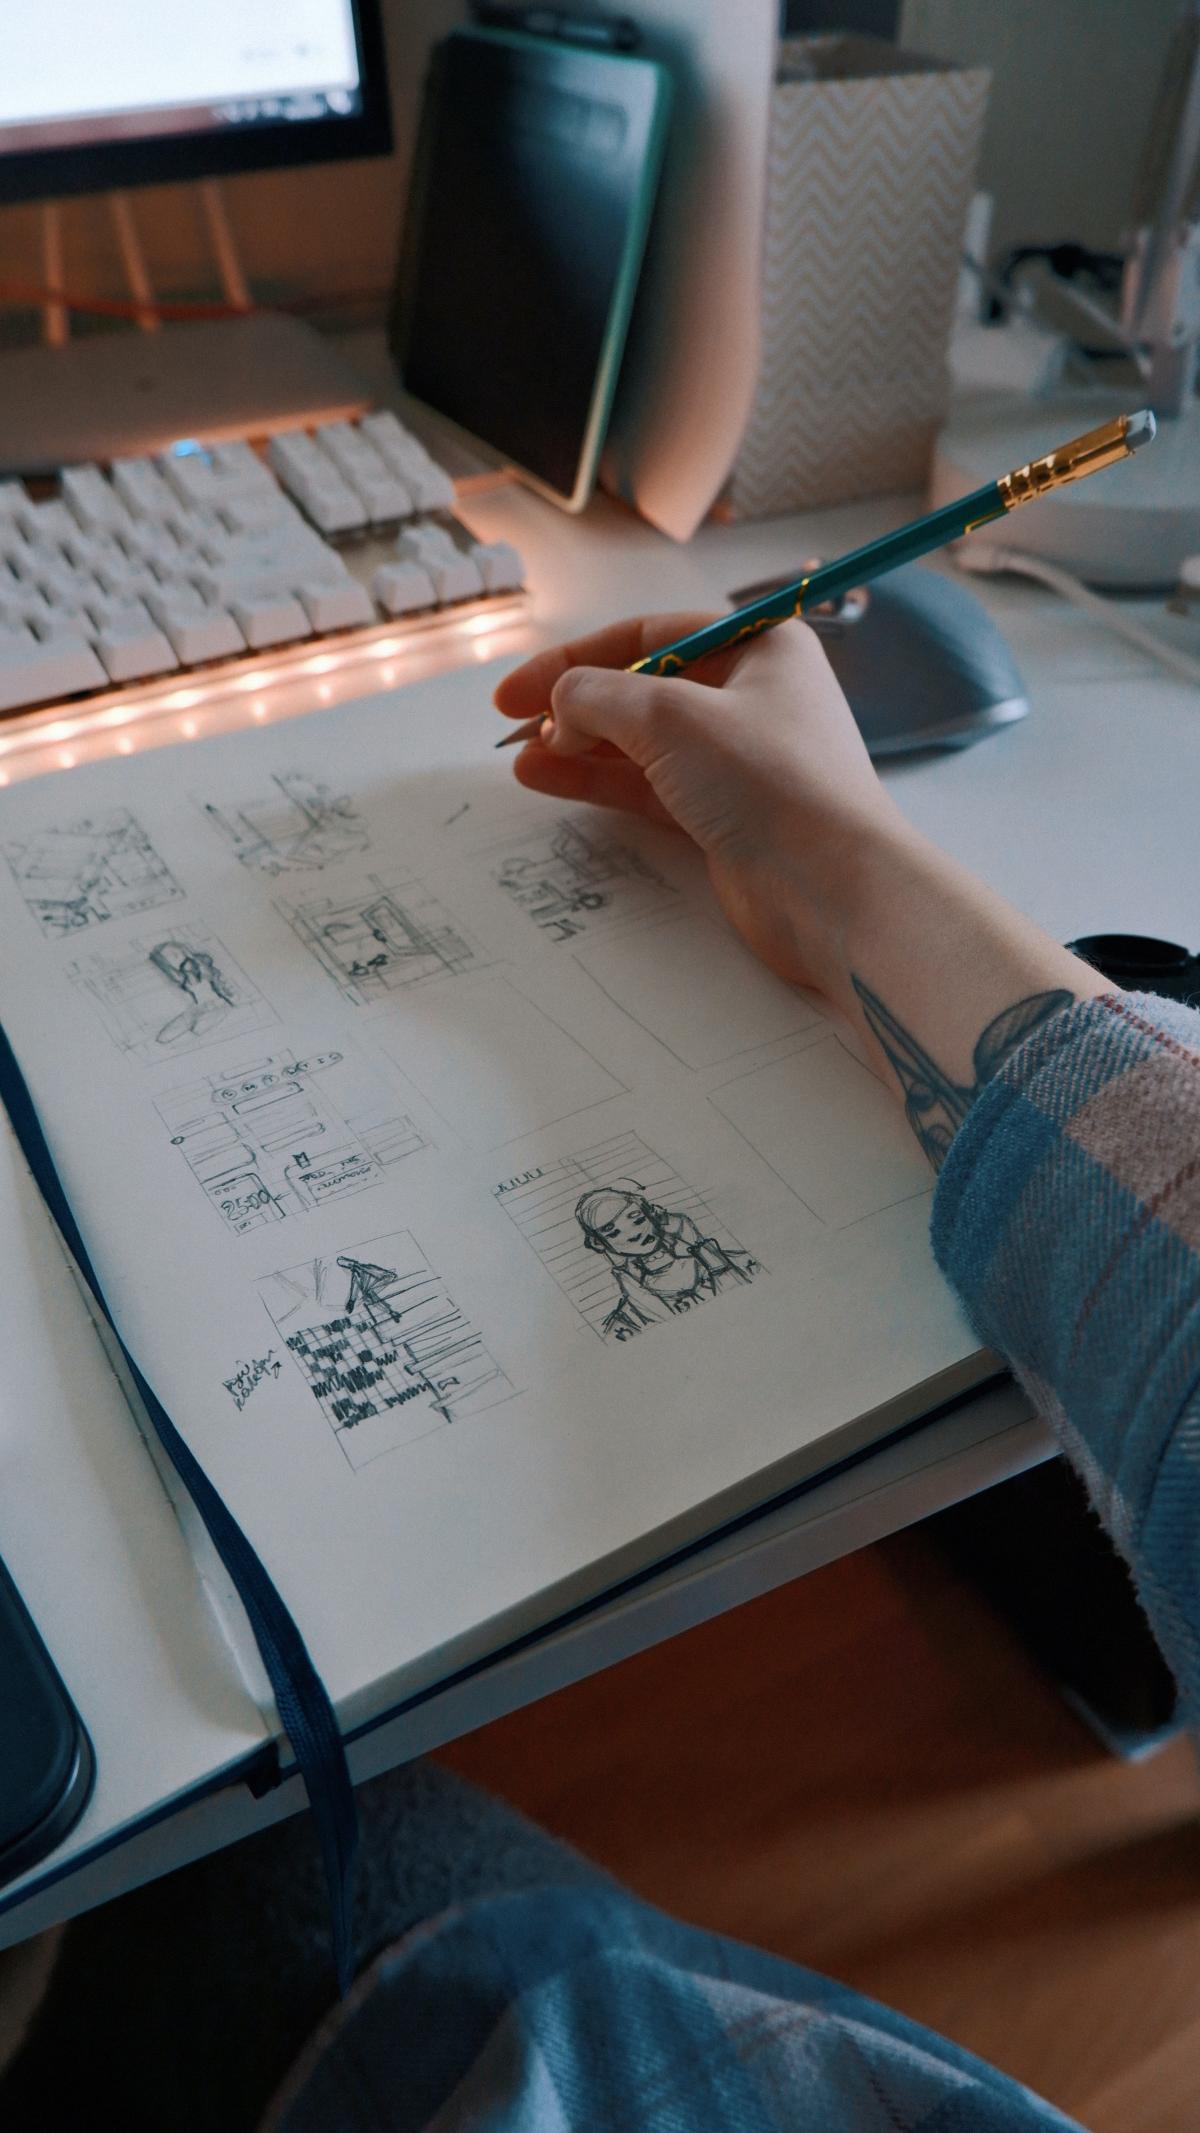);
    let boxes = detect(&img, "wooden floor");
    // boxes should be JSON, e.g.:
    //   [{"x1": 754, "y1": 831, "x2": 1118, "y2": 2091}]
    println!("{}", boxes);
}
[{"x1": 438, "y1": 1528, "x2": 1200, "y2": 2133}]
